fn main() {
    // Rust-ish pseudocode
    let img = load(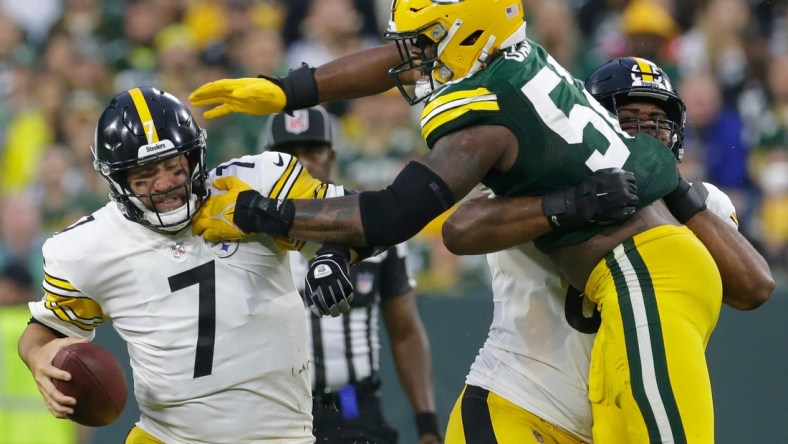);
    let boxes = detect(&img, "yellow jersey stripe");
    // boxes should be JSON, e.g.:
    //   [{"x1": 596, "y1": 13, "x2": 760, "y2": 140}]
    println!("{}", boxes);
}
[
  {"x1": 284, "y1": 167, "x2": 323, "y2": 200},
  {"x1": 44, "y1": 272, "x2": 77, "y2": 291},
  {"x1": 422, "y1": 87, "x2": 495, "y2": 117},
  {"x1": 44, "y1": 293, "x2": 107, "y2": 331},
  {"x1": 422, "y1": 101, "x2": 500, "y2": 140},
  {"x1": 634, "y1": 57, "x2": 655, "y2": 83},
  {"x1": 314, "y1": 183, "x2": 329, "y2": 200},
  {"x1": 270, "y1": 156, "x2": 298, "y2": 199},
  {"x1": 129, "y1": 87, "x2": 159, "y2": 143}
]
